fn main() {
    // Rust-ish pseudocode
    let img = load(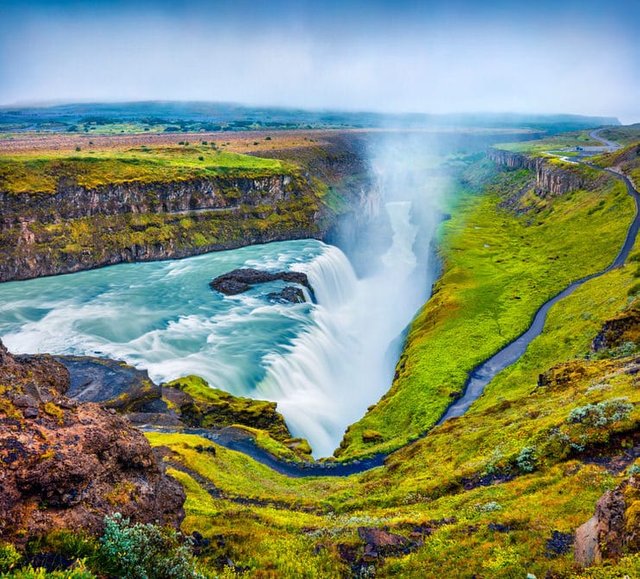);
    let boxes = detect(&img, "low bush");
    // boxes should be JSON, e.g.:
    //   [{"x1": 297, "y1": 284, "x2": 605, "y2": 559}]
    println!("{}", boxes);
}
[
  {"x1": 567, "y1": 398, "x2": 633, "y2": 427},
  {"x1": 98, "y1": 513, "x2": 200, "y2": 579}
]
